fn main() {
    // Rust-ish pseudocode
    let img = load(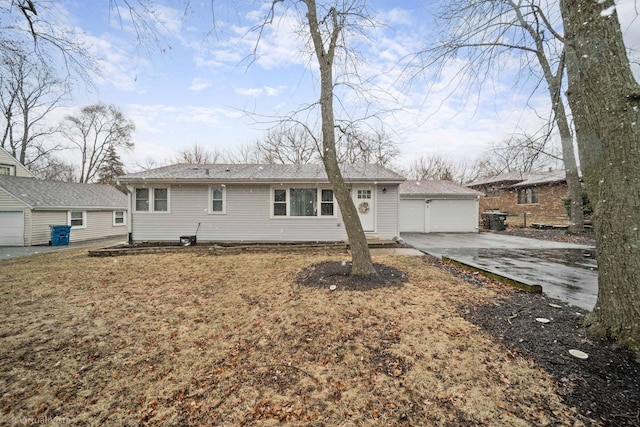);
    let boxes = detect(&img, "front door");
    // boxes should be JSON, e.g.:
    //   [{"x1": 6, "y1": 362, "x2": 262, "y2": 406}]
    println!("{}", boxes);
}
[{"x1": 353, "y1": 187, "x2": 375, "y2": 232}]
